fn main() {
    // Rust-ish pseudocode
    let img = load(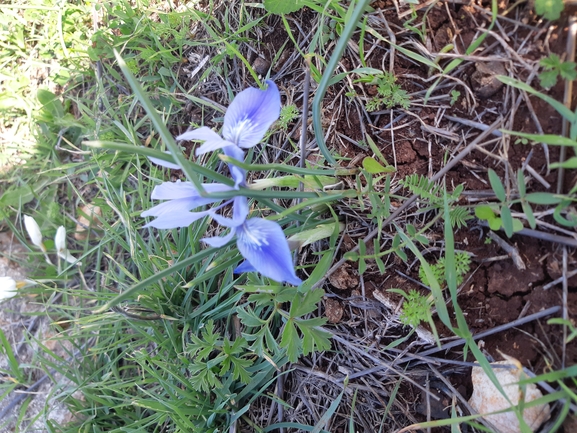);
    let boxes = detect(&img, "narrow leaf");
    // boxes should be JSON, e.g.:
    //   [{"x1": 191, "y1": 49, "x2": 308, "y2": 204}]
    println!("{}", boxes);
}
[
  {"x1": 488, "y1": 169, "x2": 506, "y2": 202},
  {"x1": 500, "y1": 205, "x2": 514, "y2": 237}
]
